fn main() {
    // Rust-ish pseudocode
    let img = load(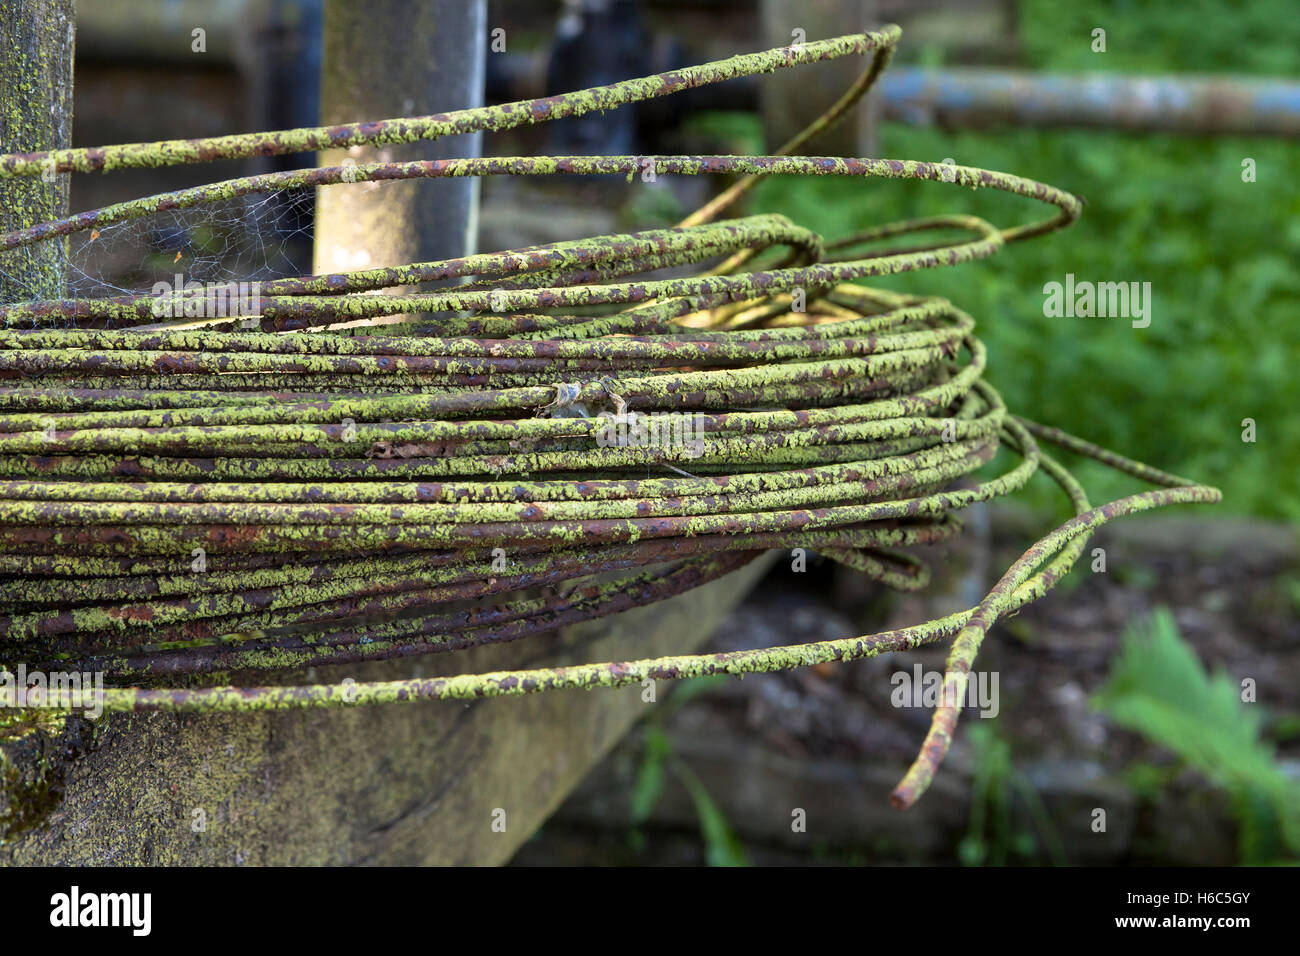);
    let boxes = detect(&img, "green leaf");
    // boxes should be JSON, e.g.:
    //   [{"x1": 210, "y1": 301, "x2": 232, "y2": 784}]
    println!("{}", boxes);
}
[
  {"x1": 630, "y1": 726, "x2": 670, "y2": 825},
  {"x1": 1093, "y1": 608, "x2": 1300, "y2": 862},
  {"x1": 673, "y1": 759, "x2": 750, "y2": 867}
]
